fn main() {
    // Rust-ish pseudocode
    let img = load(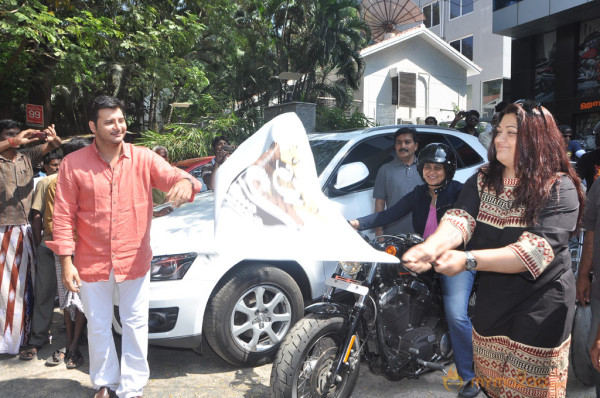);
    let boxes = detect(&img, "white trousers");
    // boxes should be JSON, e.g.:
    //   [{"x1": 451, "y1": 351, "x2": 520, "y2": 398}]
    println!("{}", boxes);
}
[{"x1": 80, "y1": 270, "x2": 150, "y2": 398}]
